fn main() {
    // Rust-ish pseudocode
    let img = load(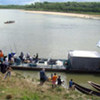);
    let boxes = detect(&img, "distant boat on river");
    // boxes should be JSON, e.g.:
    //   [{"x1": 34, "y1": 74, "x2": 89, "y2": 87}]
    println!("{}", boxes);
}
[{"x1": 4, "y1": 21, "x2": 15, "y2": 24}]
